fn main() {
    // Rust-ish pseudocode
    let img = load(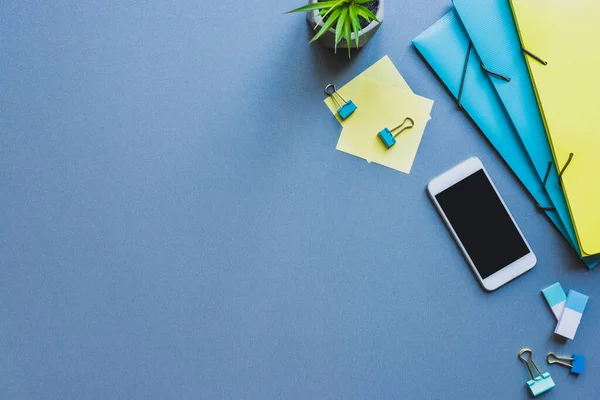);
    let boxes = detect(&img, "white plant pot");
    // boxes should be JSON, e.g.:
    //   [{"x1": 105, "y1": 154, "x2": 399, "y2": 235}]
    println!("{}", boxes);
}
[{"x1": 306, "y1": 0, "x2": 384, "y2": 49}]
